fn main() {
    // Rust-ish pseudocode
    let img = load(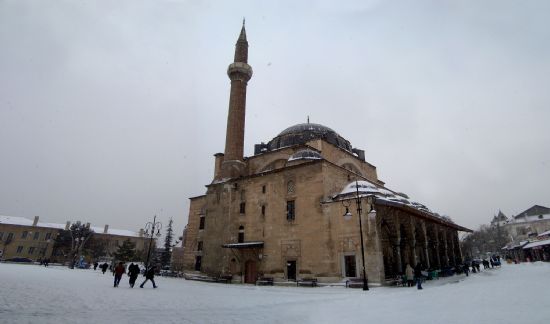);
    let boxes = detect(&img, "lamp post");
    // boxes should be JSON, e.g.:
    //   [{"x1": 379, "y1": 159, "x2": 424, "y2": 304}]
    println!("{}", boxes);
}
[
  {"x1": 342, "y1": 179, "x2": 377, "y2": 291},
  {"x1": 144, "y1": 215, "x2": 162, "y2": 271}
]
